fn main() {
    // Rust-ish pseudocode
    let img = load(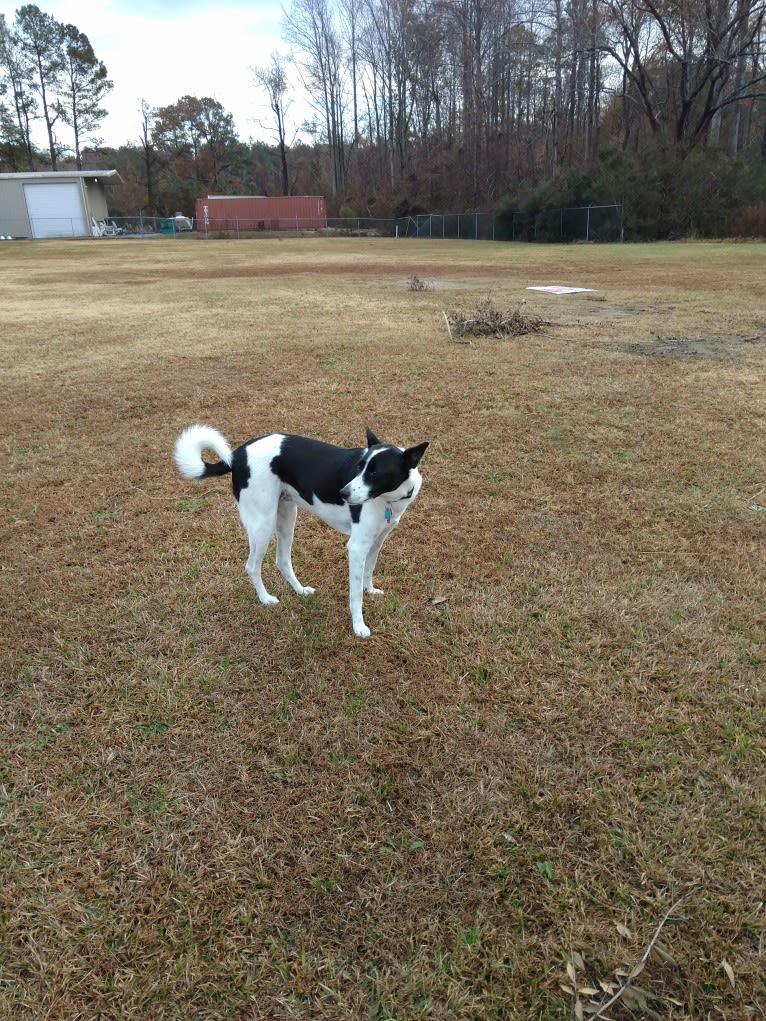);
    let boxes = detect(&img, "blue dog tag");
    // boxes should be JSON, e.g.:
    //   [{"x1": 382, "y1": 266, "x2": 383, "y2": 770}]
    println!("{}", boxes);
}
[{"x1": 384, "y1": 506, "x2": 392, "y2": 523}]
